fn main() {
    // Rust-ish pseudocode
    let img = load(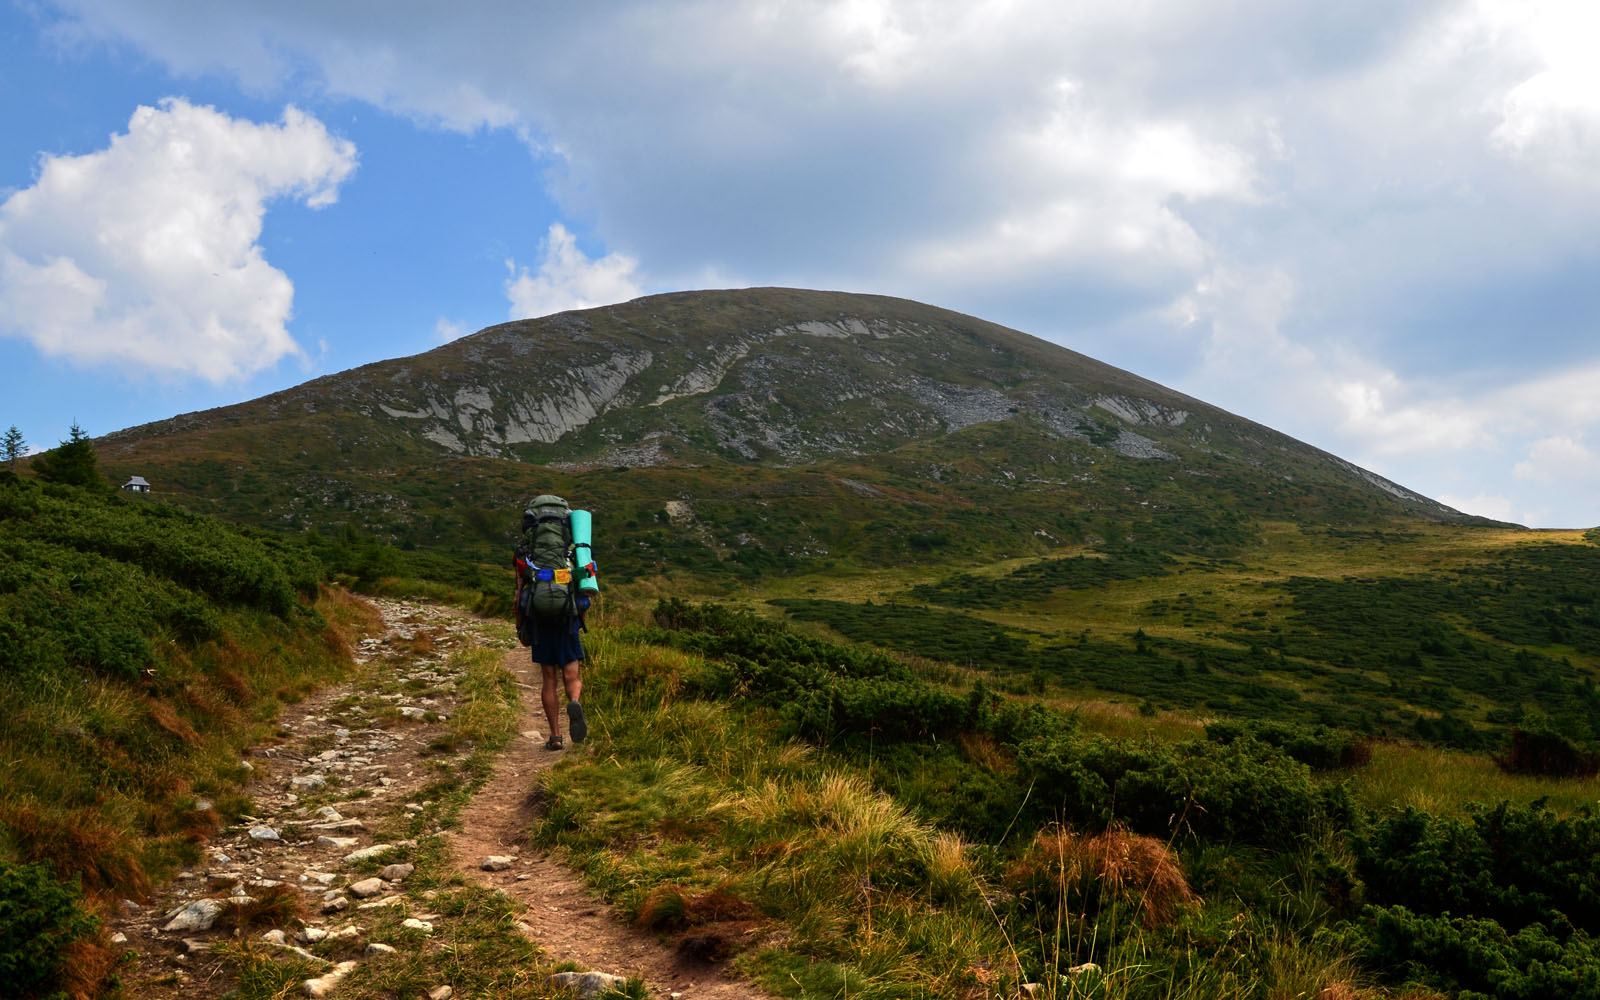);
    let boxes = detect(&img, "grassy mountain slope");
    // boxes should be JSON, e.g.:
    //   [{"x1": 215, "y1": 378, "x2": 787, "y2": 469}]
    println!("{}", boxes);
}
[
  {"x1": 81, "y1": 288, "x2": 1600, "y2": 755},
  {"x1": 0, "y1": 475, "x2": 371, "y2": 997}
]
